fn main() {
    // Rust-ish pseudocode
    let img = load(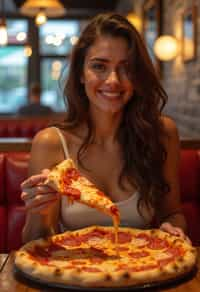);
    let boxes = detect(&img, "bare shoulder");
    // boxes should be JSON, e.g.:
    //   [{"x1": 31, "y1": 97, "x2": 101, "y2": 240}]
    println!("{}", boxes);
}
[
  {"x1": 29, "y1": 127, "x2": 66, "y2": 175},
  {"x1": 161, "y1": 116, "x2": 179, "y2": 137},
  {"x1": 160, "y1": 116, "x2": 179, "y2": 147},
  {"x1": 32, "y1": 127, "x2": 61, "y2": 150}
]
